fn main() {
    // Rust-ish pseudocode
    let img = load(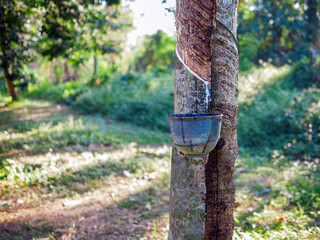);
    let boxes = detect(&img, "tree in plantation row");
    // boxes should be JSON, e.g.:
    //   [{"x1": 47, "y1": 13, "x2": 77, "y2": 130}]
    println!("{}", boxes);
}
[
  {"x1": 0, "y1": 1, "x2": 35, "y2": 101},
  {"x1": 88, "y1": 4, "x2": 132, "y2": 80},
  {"x1": 40, "y1": 2, "x2": 131, "y2": 72},
  {"x1": 0, "y1": 0, "x2": 122, "y2": 101},
  {"x1": 170, "y1": 0, "x2": 239, "y2": 239}
]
